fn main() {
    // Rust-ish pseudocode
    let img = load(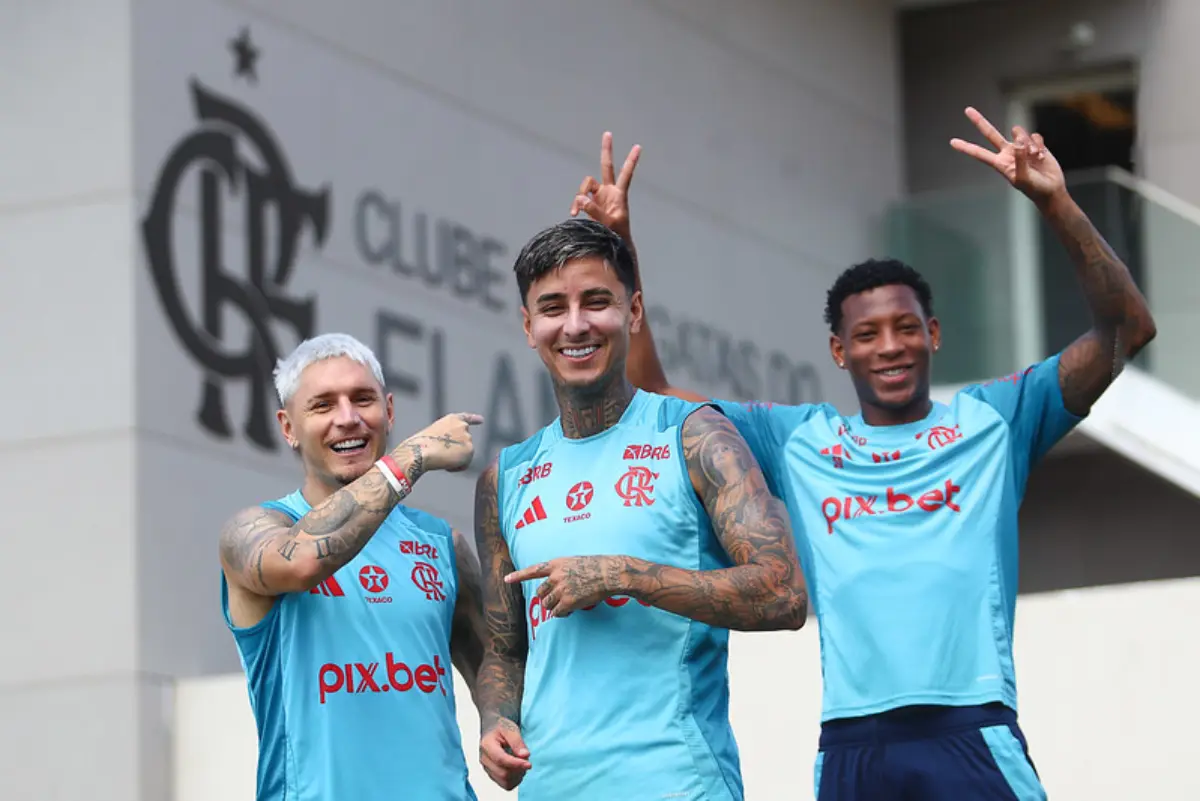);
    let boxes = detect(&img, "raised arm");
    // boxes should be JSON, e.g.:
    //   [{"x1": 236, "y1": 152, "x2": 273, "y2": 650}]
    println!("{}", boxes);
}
[
  {"x1": 951, "y1": 107, "x2": 1156, "y2": 414},
  {"x1": 508, "y1": 407, "x2": 807, "y2": 631},
  {"x1": 473, "y1": 463, "x2": 532, "y2": 791},
  {"x1": 1039, "y1": 191, "x2": 1155, "y2": 412},
  {"x1": 449, "y1": 528, "x2": 485, "y2": 704},
  {"x1": 219, "y1": 412, "x2": 480, "y2": 598},
  {"x1": 569, "y1": 131, "x2": 709, "y2": 403}
]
